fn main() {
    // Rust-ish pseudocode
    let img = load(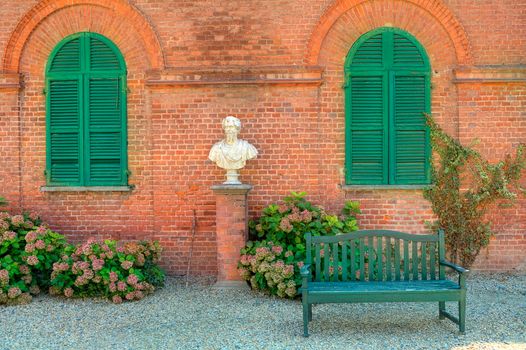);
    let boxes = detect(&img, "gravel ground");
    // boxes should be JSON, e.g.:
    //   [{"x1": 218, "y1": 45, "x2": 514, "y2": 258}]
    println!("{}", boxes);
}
[{"x1": 1, "y1": 273, "x2": 525, "y2": 350}]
